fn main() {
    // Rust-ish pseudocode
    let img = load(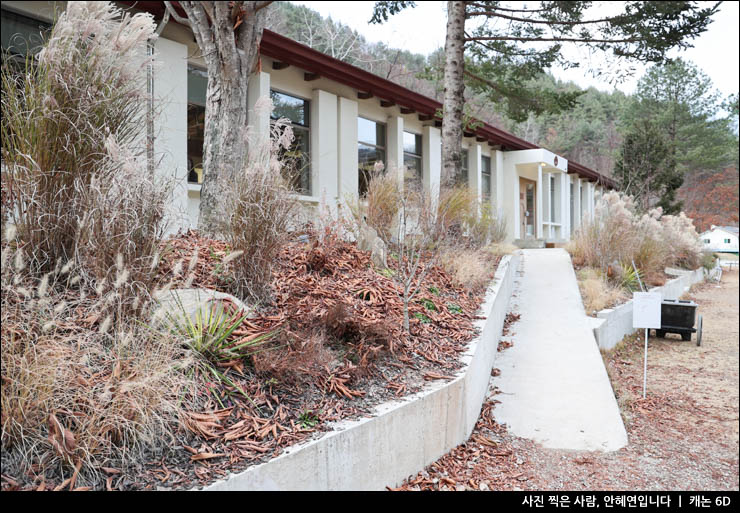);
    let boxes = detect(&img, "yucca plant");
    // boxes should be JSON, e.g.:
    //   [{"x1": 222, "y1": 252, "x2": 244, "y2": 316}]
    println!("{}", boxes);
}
[
  {"x1": 160, "y1": 292, "x2": 278, "y2": 407},
  {"x1": 163, "y1": 293, "x2": 275, "y2": 364},
  {"x1": 619, "y1": 262, "x2": 644, "y2": 292}
]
